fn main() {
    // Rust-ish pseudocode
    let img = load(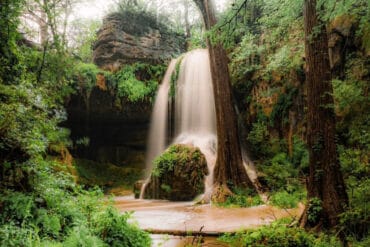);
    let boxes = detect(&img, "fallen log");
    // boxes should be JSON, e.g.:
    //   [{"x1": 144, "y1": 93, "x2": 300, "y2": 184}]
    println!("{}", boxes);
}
[{"x1": 143, "y1": 228, "x2": 224, "y2": 237}]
